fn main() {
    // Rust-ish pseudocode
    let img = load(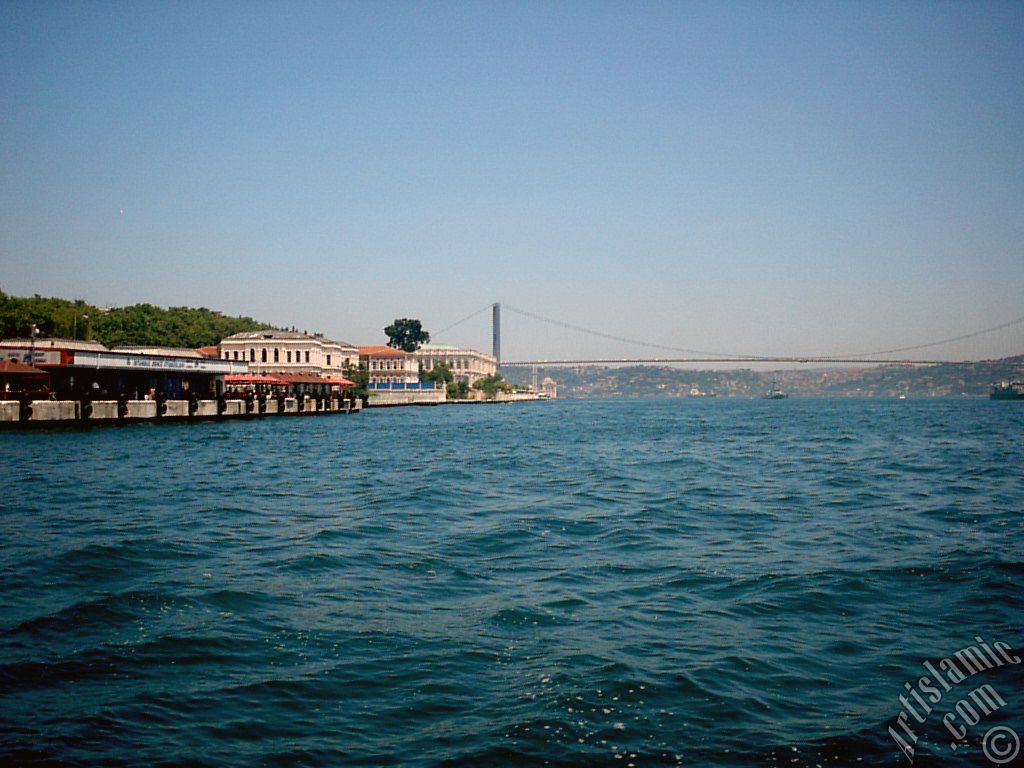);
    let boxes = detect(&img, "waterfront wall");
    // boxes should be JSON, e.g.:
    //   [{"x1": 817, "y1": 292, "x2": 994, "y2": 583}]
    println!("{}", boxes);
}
[
  {"x1": 0, "y1": 396, "x2": 362, "y2": 427},
  {"x1": 367, "y1": 389, "x2": 446, "y2": 407},
  {"x1": 448, "y1": 391, "x2": 549, "y2": 404}
]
